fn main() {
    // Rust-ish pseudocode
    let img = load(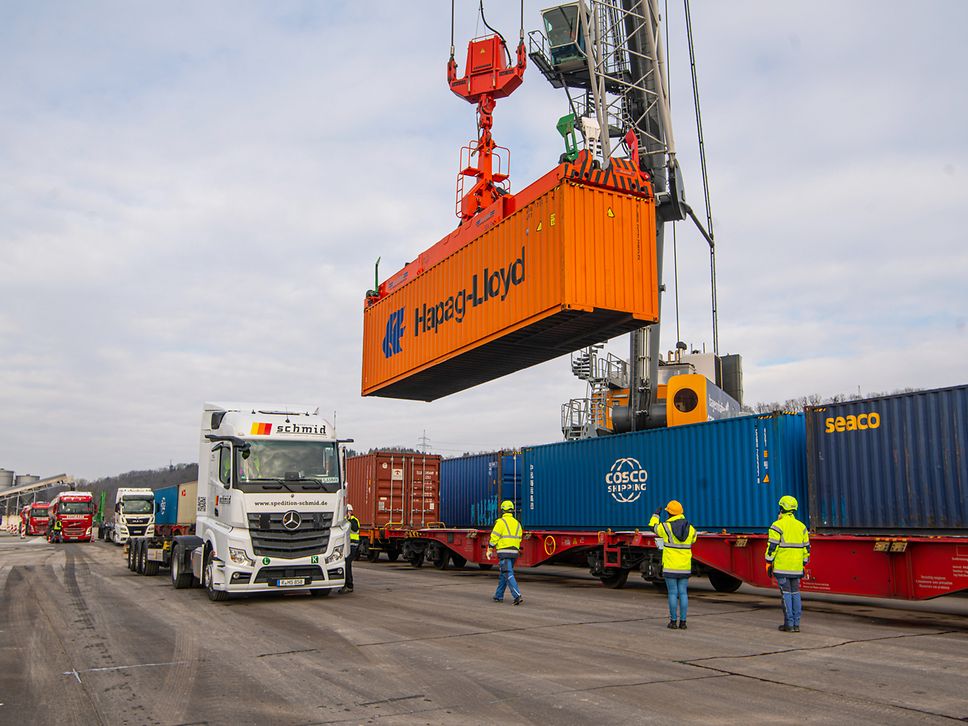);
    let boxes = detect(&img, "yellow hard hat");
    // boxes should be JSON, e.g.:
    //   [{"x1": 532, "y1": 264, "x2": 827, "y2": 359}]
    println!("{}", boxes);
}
[
  {"x1": 665, "y1": 500, "x2": 683, "y2": 516},
  {"x1": 500, "y1": 500, "x2": 514, "y2": 512},
  {"x1": 778, "y1": 495, "x2": 798, "y2": 512}
]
